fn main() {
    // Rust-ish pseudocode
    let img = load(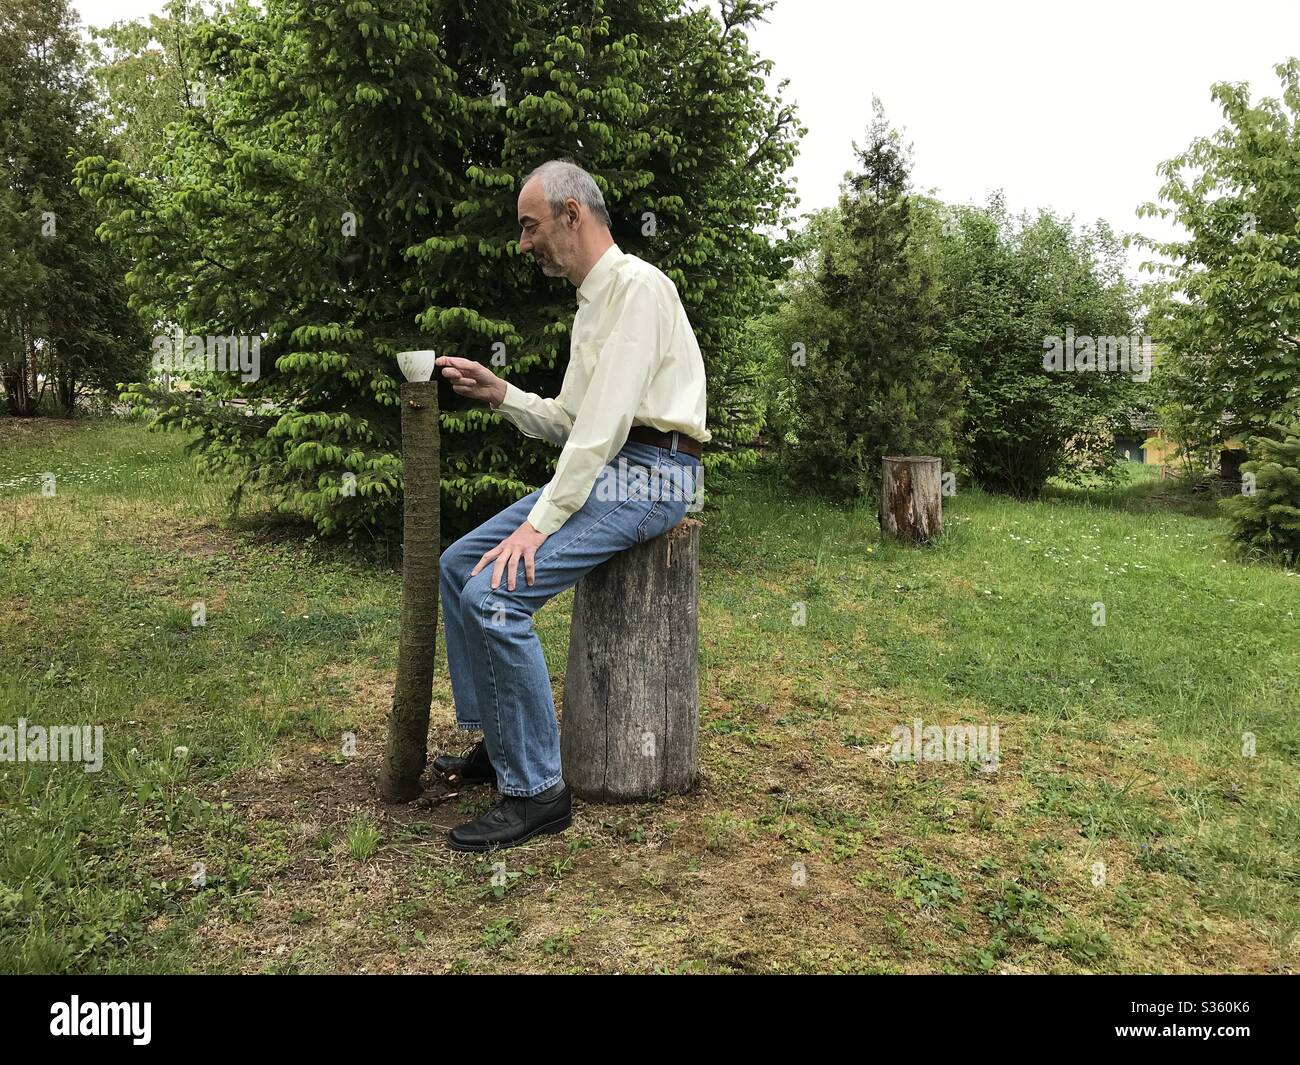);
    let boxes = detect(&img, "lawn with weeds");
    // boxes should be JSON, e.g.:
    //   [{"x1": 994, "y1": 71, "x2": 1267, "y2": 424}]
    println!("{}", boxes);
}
[{"x1": 1, "y1": 417, "x2": 1296, "y2": 973}]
